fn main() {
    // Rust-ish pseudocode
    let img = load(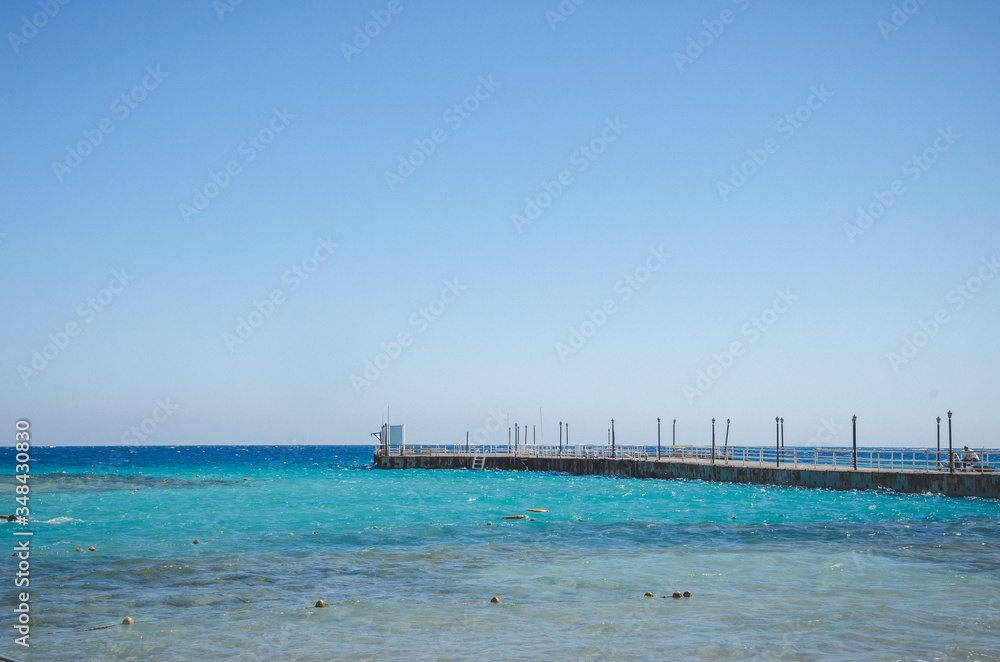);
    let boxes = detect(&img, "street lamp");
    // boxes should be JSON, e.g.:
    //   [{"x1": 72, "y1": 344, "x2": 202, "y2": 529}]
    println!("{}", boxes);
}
[
  {"x1": 775, "y1": 417, "x2": 780, "y2": 467},
  {"x1": 852, "y1": 415, "x2": 857, "y2": 470},
  {"x1": 724, "y1": 418, "x2": 730, "y2": 459},
  {"x1": 611, "y1": 419, "x2": 616, "y2": 459},
  {"x1": 936, "y1": 416, "x2": 941, "y2": 469},
  {"x1": 948, "y1": 410, "x2": 953, "y2": 474},
  {"x1": 657, "y1": 417, "x2": 661, "y2": 460},
  {"x1": 711, "y1": 418, "x2": 716, "y2": 465}
]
